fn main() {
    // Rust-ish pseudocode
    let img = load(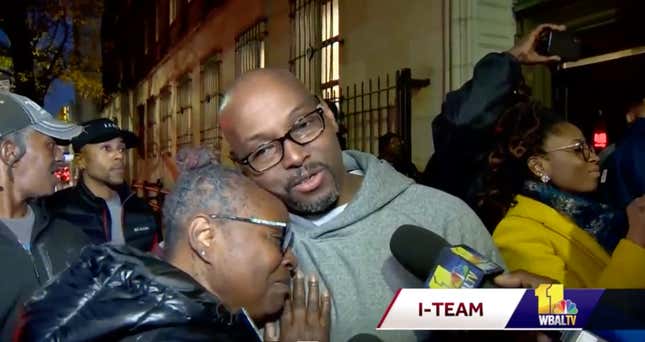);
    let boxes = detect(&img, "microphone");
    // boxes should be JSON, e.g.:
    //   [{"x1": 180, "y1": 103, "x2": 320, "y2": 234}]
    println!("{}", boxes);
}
[{"x1": 390, "y1": 225, "x2": 503, "y2": 288}]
